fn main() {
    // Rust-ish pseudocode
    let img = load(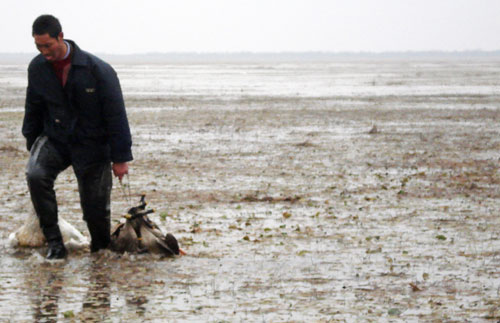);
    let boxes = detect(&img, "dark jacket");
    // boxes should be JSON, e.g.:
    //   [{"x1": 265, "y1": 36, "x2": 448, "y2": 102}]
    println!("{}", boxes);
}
[{"x1": 22, "y1": 40, "x2": 133, "y2": 168}]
